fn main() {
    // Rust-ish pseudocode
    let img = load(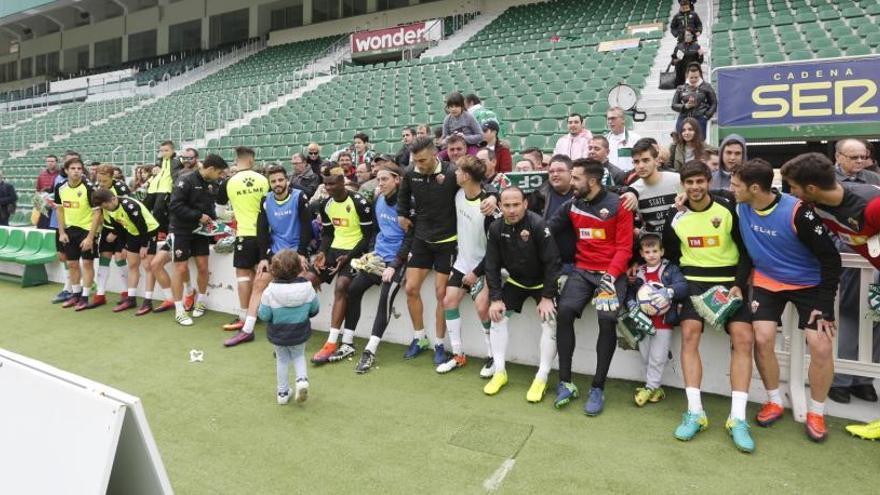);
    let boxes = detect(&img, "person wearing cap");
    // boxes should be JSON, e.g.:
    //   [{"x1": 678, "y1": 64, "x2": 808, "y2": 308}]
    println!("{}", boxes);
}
[{"x1": 481, "y1": 121, "x2": 512, "y2": 173}]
